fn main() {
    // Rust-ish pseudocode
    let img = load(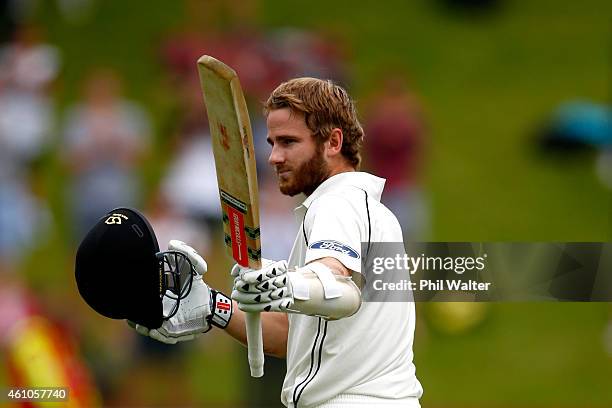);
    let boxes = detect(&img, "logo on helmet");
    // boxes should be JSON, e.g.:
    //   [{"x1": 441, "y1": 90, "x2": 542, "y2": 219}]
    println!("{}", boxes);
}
[{"x1": 105, "y1": 213, "x2": 128, "y2": 225}]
